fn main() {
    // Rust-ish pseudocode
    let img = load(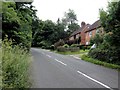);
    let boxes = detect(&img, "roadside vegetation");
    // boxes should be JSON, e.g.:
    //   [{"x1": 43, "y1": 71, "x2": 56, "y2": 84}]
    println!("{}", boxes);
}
[
  {"x1": 2, "y1": 0, "x2": 120, "y2": 88},
  {"x1": 56, "y1": 49, "x2": 88, "y2": 55},
  {"x1": 2, "y1": 39, "x2": 31, "y2": 88},
  {"x1": 81, "y1": 55, "x2": 120, "y2": 70},
  {"x1": 2, "y1": 1, "x2": 35, "y2": 88},
  {"x1": 87, "y1": 1, "x2": 120, "y2": 66}
]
